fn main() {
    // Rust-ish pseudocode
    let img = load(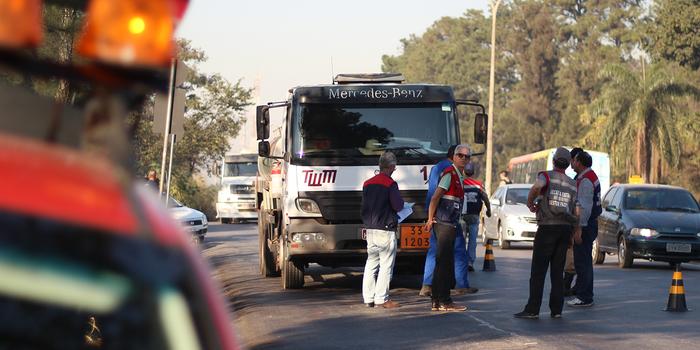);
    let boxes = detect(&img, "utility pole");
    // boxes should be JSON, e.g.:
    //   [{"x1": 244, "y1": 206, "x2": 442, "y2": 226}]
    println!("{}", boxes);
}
[{"x1": 485, "y1": 0, "x2": 502, "y2": 195}]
